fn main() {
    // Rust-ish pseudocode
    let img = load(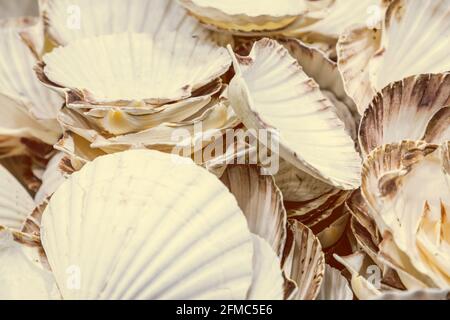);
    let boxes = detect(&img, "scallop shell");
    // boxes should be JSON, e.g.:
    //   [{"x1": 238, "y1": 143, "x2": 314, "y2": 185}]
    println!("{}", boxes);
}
[
  {"x1": 282, "y1": 39, "x2": 359, "y2": 140},
  {"x1": 41, "y1": 32, "x2": 231, "y2": 105},
  {"x1": 0, "y1": 18, "x2": 62, "y2": 150},
  {"x1": 283, "y1": 220, "x2": 325, "y2": 300},
  {"x1": 338, "y1": 0, "x2": 450, "y2": 113},
  {"x1": 220, "y1": 165, "x2": 287, "y2": 258},
  {"x1": 228, "y1": 38, "x2": 361, "y2": 190},
  {"x1": 41, "y1": 149, "x2": 266, "y2": 299},
  {"x1": 177, "y1": 0, "x2": 313, "y2": 33},
  {"x1": 362, "y1": 141, "x2": 450, "y2": 289},
  {"x1": 337, "y1": 27, "x2": 381, "y2": 114},
  {"x1": 359, "y1": 74, "x2": 450, "y2": 156},
  {"x1": 69, "y1": 80, "x2": 223, "y2": 136},
  {"x1": 0, "y1": 228, "x2": 59, "y2": 299},
  {"x1": 281, "y1": 0, "x2": 385, "y2": 39},
  {"x1": 40, "y1": 0, "x2": 211, "y2": 46},
  {"x1": 0, "y1": 164, "x2": 34, "y2": 230},
  {"x1": 317, "y1": 265, "x2": 353, "y2": 300}
]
